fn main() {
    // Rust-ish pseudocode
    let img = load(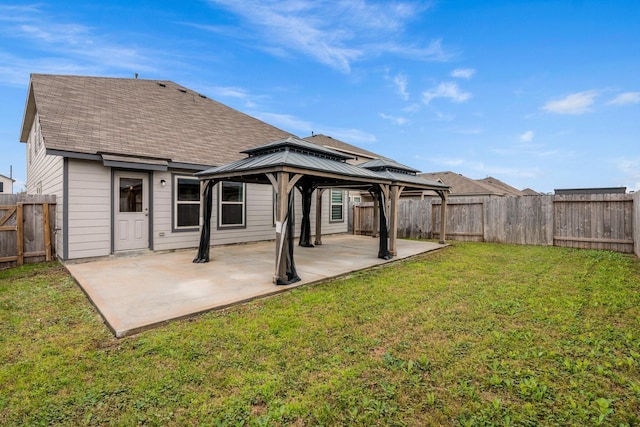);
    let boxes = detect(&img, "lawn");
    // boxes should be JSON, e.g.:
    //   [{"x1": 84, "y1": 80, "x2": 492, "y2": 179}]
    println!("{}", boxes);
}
[{"x1": 1, "y1": 242, "x2": 639, "y2": 426}]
